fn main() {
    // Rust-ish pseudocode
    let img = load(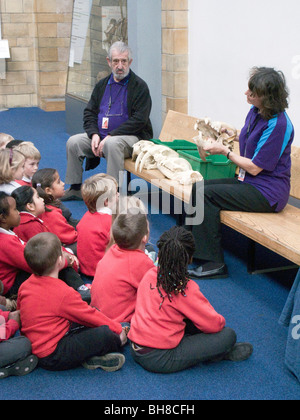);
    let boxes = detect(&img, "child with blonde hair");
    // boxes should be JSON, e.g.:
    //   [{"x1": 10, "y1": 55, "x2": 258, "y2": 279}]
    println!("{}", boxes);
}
[
  {"x1": 77, "y1": 173, "x2": 119, "y2": 279},
  {"x1": 0, "y1": 133, "x2": 14, "y2": 150},
  {"x1": 0, "y1": 149, "x2": 25, "y2": 194},
  {"x1": 14, "y1": 142, "x2": 41, "y2": 186}
]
